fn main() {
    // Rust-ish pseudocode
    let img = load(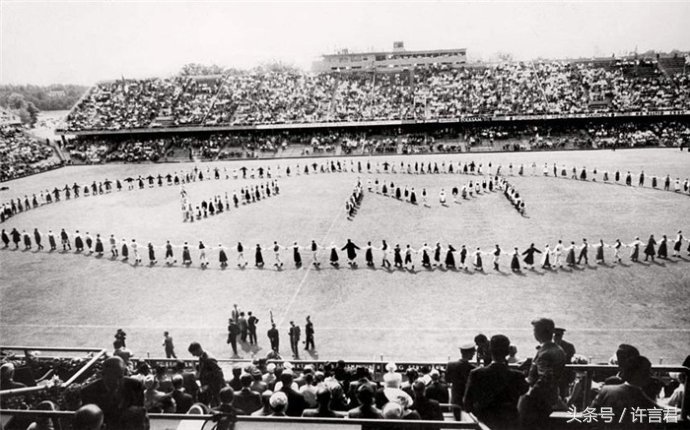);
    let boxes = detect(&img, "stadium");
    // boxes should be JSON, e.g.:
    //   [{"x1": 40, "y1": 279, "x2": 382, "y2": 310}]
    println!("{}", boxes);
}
[{"x1": 1, "y1": 2, "x2": 689, "y2": 429}]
